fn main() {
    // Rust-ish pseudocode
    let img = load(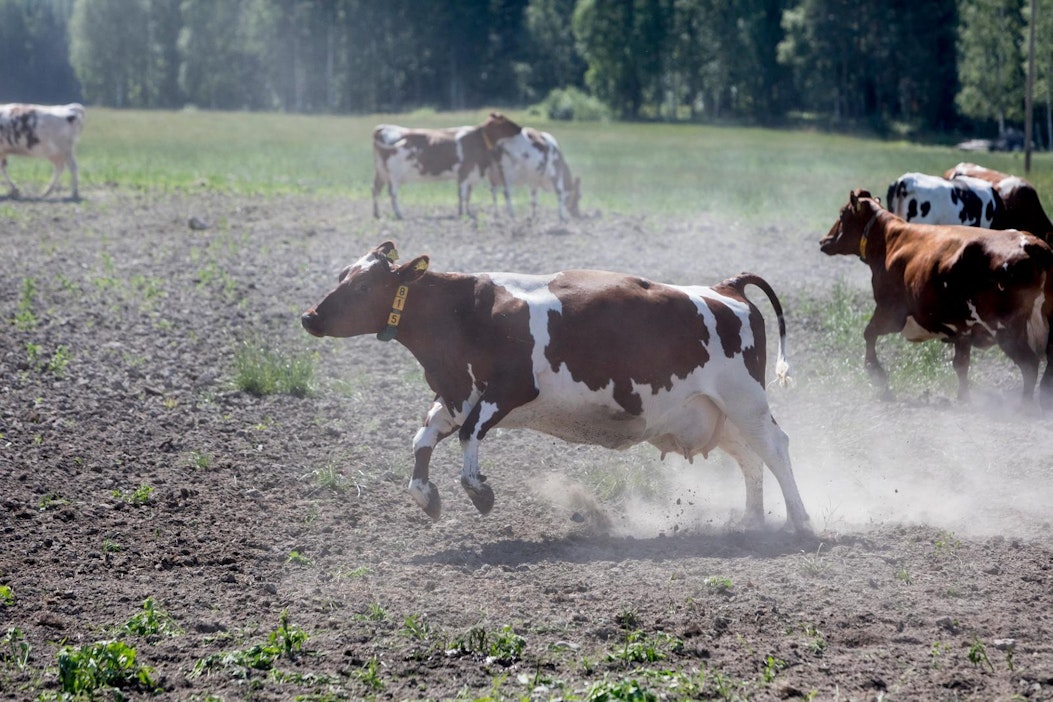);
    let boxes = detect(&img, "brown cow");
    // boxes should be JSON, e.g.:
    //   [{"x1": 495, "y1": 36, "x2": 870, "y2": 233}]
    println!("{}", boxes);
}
[
  {"x1": 0, "y1": 103, "x2": 85, "y2": 199},
  {"x1": 372, "y1": 112, "x2": 522, "y2": 219},
  {"x1": 302, "y1": 241, "x2": 811, "y2": 533},
  {"x1": 944, "y1": 162, "x2": 1053, "y2": 243},
  {"x1": 820, "y1": 189, "x2": 1053, "y2": 406}
]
